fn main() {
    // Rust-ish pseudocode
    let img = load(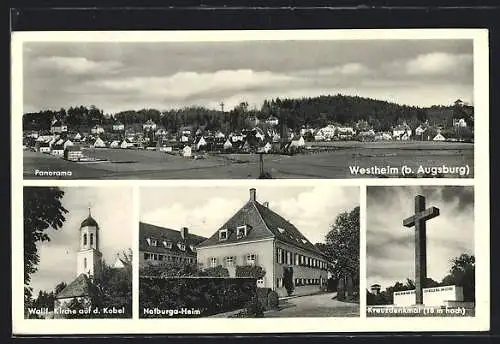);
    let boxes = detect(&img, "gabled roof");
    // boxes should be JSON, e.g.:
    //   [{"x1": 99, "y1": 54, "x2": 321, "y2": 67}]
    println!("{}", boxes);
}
[
  {"x1": 198, "y1": 191, "x2": 324, "y2": 256},
  {"x1": 139, "y1": 222, "x2": 207, "y2": 256},
  {"x1": 55, "y1": 273, "x2": 96, "y2": 299}
]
